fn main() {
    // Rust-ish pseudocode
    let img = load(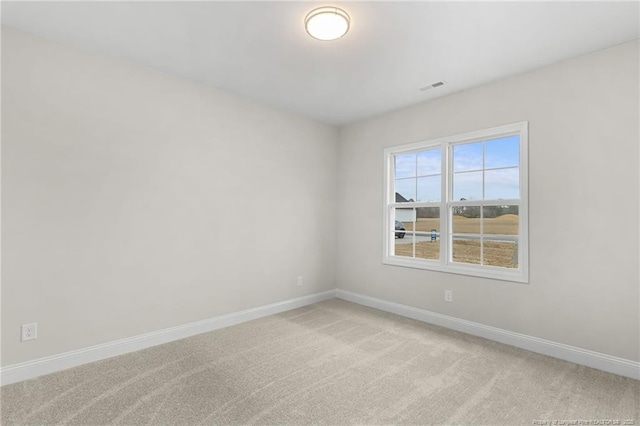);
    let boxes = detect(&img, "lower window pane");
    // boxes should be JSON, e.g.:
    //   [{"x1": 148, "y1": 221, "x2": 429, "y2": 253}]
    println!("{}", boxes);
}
[
  {"x1": 483, "y1": 240, "x2": 518, "y2": 268},
  {"x1": 395, "y1": 207, "x2": 415, "y2": 231},
  {"x1": 483, "y1": 206, "x2": 519, "y2": 268},
  {"x1": 394, "y1": 232, "x2": 414, "y2": 257},
  {"x1": 482, "y1": 206, "x2": 519, "y2": 235},
  {"x1": 415, "y1": 207, "x2": 439, "y2": 260},
  {"x1": 452, "y1": 208, "x2": 481, "y2": 233},
  {"x1": 415, "y1": 234, "x2": 439, "y2": 260},
  {"x1": 415, "y1": 207, "x2": 440, "y2": 233},
  {"x1": 452, "y1": 237, "x2": 481, "y2": 265}
]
